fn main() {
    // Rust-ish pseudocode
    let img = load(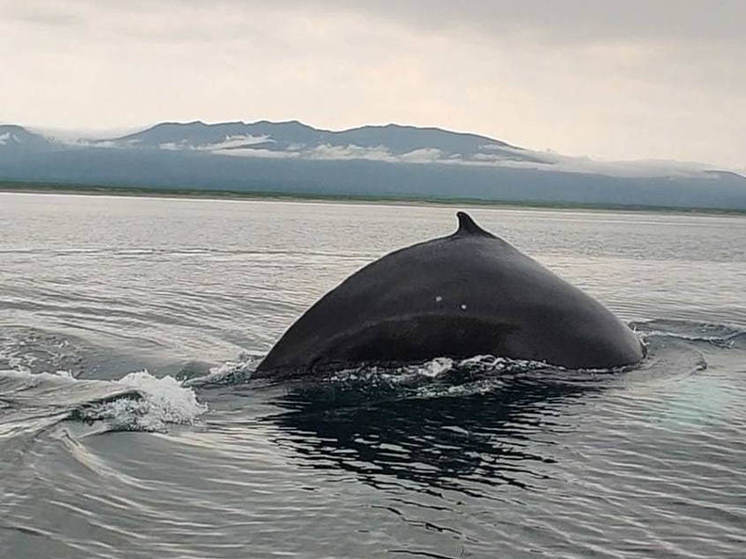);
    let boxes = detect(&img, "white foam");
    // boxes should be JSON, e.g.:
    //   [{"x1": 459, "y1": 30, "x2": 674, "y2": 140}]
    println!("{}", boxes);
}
[
  {"x1": 82, "y1": 371, "x2": 207, "y2": 431},
  {"x1": 183, "y1": 352, "x2": 261, "y2": 387},
  {"x1": 328, "y1": 356, "x2": 457, "y2": 386},
  {"x1": 419, "y1": 357, "x2": 455, "y2": 377},
  {"x1": 0, "y1": 365, "x2": 208, "y2": 432}
]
